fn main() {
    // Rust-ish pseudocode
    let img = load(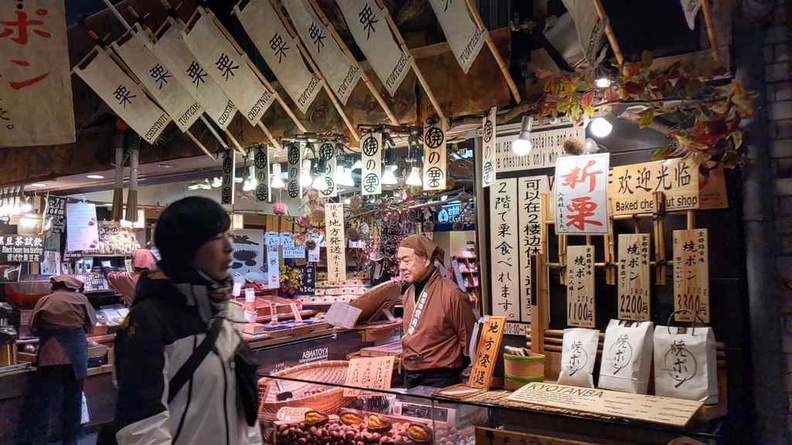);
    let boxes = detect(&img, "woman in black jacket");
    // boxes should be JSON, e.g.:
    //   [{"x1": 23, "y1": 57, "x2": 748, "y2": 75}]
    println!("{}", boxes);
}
[{"x1": 114, "y1": 197, "x2": 261, "y2": 445}]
